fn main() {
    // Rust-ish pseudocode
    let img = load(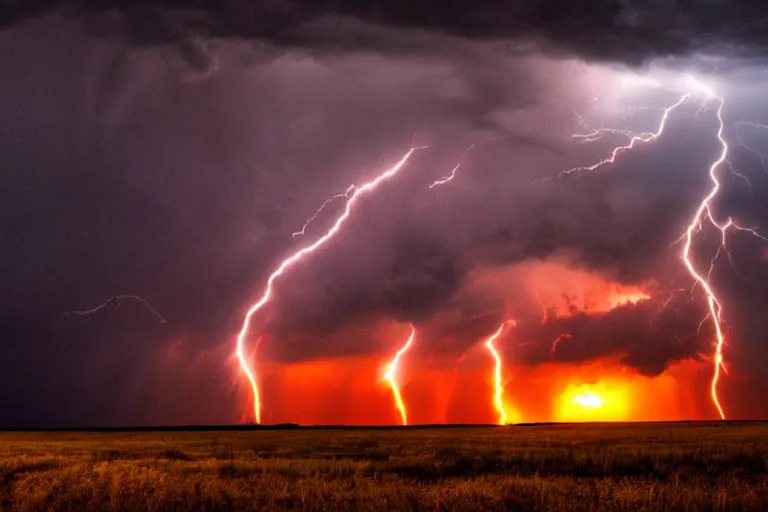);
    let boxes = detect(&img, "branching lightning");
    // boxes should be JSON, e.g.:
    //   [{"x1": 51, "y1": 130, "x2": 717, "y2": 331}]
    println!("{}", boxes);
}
[
  {"x1": 236, "y1": 145, "x2": 426, "y2": 424},
  {"x1": 734, "y1": 121, "x2": 768, "y2": 175},
  {"x1": 292, "y1": 185, "x2": 356, "y2": 238},
  {"x1": 429, "y1": 145, "x2": 475, "y2": 189},
  {"x1": 674, "y1": 82, "x2": 768, "y2": 419},
  {"x1": 572, "y1": 111, "x2": 652, "y2": 143},
  {"x1": 545, "y1": 73, "x2": 768, "y2": 419},
  {"x1": 572, "y1": 126, "x2": 651, "y2": 143},
  {"x1": 484, "y1": 320, "x2": 514, "y2": 425},
  {"x1": 384, "y1": 324, "x2": 416, "y2": 425},
  {"x1": 559, "y1": 93, "x2": 690, "y2": 178},
  {"x1": 65, "y1": 295, "x2": 166, "y2": 324},
  {"x1": 677, "y1": 86, "x2": 734, "y2": 418},
  {"x1": 234, "y1": 64, "x2": 768, "y2": 425}
]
